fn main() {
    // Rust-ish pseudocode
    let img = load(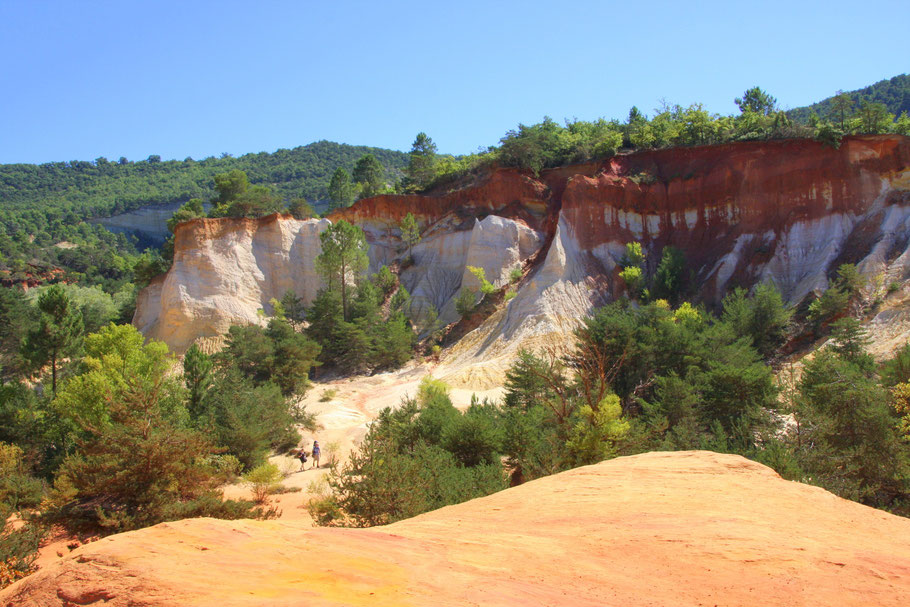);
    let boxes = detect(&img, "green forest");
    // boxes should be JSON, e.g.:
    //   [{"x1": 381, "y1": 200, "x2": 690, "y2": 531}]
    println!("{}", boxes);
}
[{"x1": 788, "y1": 74, "x2": 910, "y2": 124}]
